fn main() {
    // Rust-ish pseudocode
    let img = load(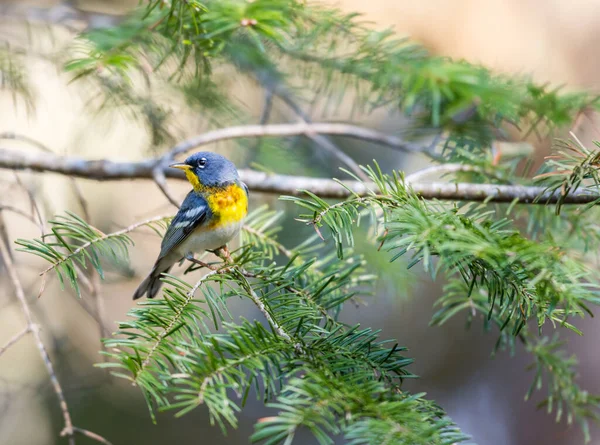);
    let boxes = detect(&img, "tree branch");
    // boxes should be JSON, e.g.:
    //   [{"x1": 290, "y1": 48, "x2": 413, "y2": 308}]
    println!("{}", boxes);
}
[
  {"x1": 274, "y1": 90, "x2": 370, "y2": 181},
  {"x1": 40, "y1": 215, "x2": 170, "y2": 276},
  {"x1": 0, "y1": 147, "x2": 596, "y2": 204},
  {"x1": 71, "y1": 427, "x2": 113, "y2": 445},
  {"x1": 160, "y1": 122, "x2": 430, "y2": 162},
  {"x1": 0, "y1": 236, "x2": 76, "y2": 445},
  {"x1": 0, "y1": 327, "x2": 30, "y2": 356}
]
